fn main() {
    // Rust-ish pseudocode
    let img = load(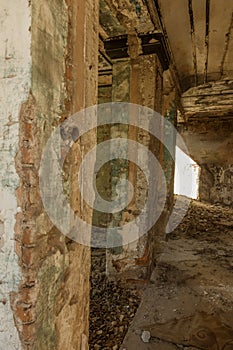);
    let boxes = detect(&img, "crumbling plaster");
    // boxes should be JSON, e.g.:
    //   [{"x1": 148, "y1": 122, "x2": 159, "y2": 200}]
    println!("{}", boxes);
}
[{"x1": 0, "y1": 1, "x2": 31, "y2": 348}]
